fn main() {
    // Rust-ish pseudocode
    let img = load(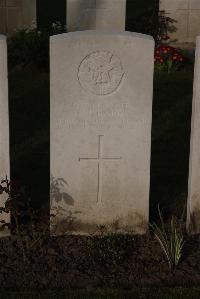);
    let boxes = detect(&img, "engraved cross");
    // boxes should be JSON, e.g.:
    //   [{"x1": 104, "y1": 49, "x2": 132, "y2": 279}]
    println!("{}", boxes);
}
[{"x1": 79, "y1": 135, "x2": 122, "y2": 203}]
